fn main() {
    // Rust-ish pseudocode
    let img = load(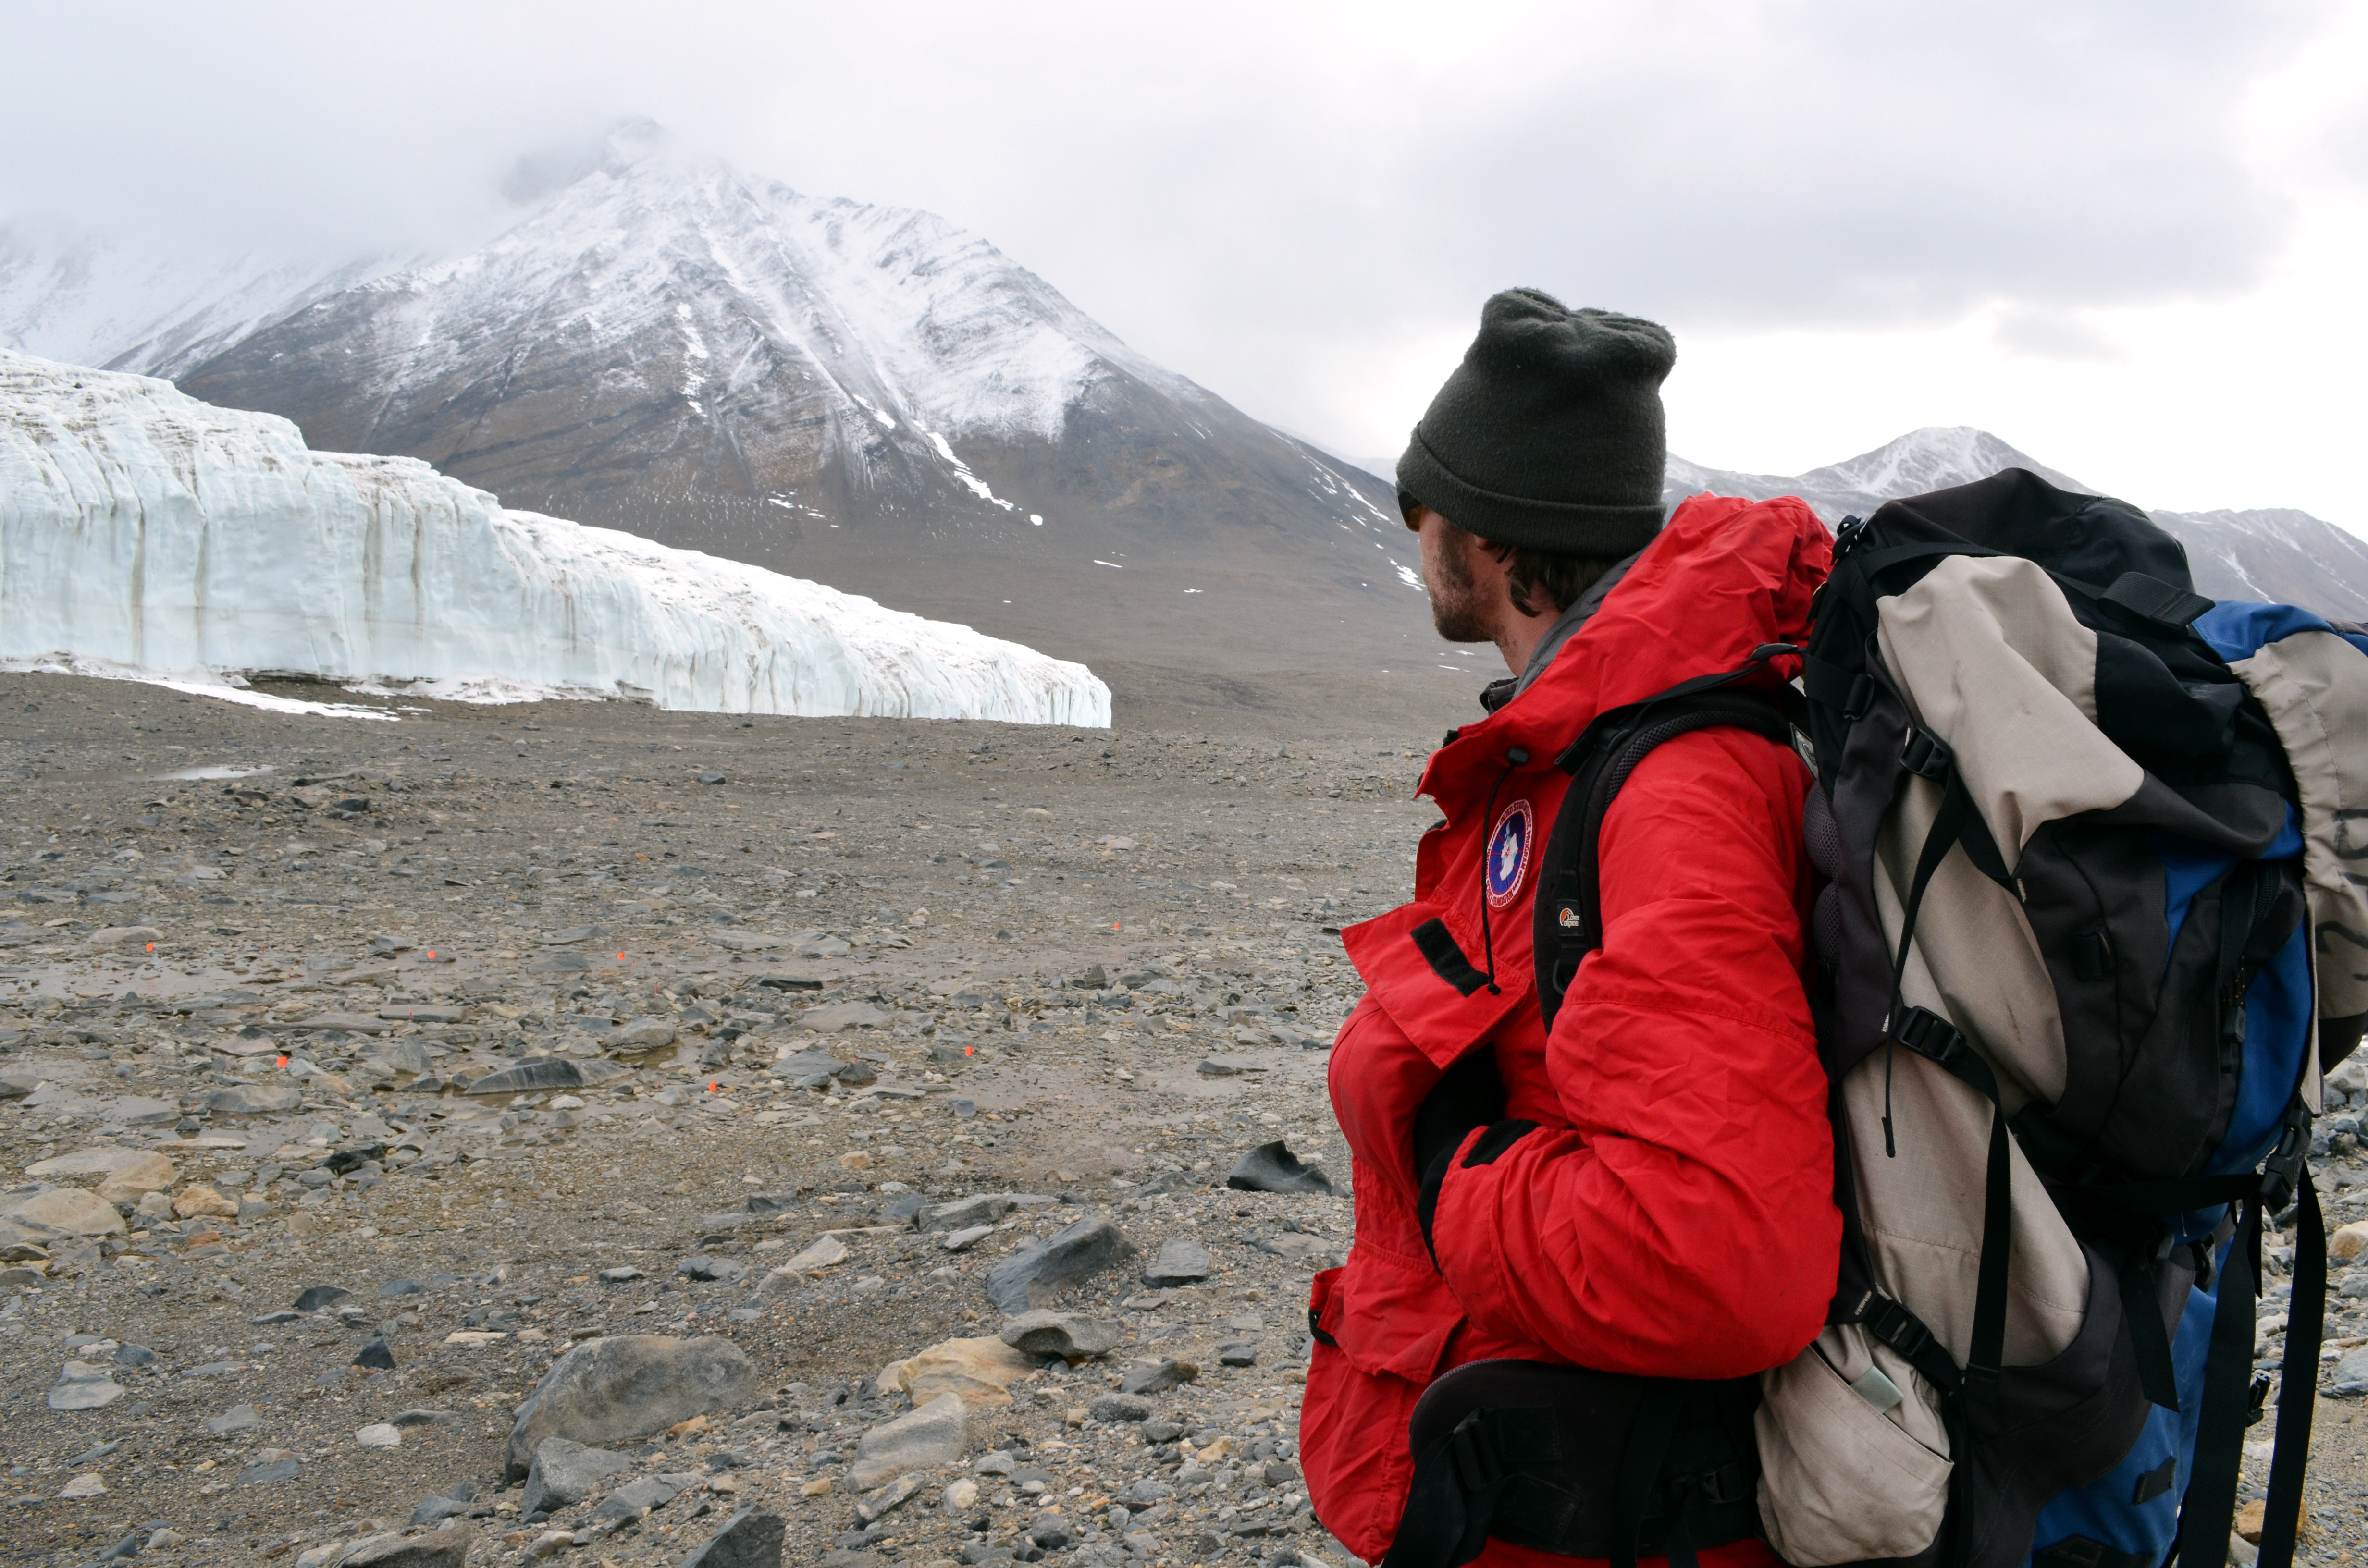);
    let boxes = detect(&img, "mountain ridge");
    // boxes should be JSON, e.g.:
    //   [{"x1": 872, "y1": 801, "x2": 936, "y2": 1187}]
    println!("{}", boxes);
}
[
  {"x1": 2, "y1": 120, "x2": 1443, "y2": 730},
  {"x1": 1665, "y1": 426, "x2": 2368, "y2": 619},
  {"x1": 9, "y1": 124, "x2": 2368, "y2": 723}
]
